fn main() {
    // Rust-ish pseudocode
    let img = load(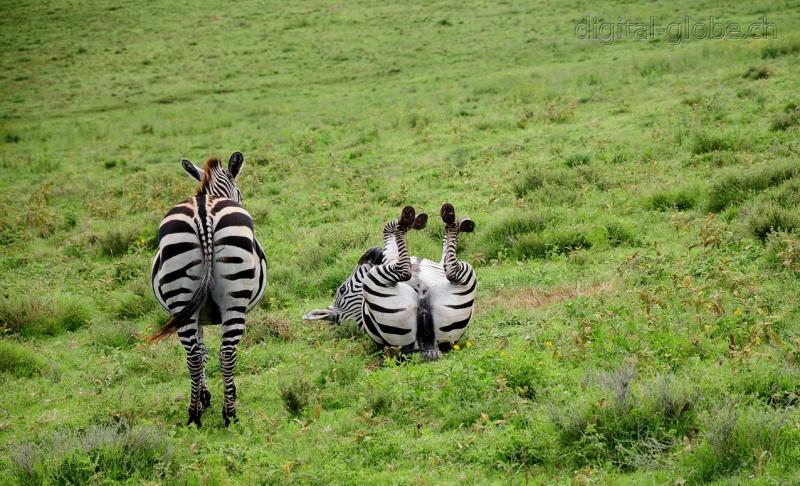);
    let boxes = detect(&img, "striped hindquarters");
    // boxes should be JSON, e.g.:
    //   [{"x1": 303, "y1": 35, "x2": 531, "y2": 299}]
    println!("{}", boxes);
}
[{"x1": 151, "y1": 197, "x2": 204, "y2": 315}]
